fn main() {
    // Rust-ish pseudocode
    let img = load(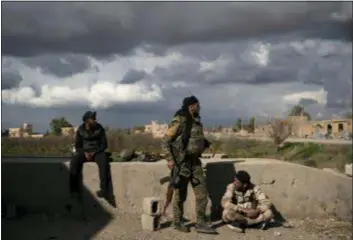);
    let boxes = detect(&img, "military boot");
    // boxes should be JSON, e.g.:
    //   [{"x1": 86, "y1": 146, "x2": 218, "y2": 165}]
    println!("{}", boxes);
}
[
  {"x1": 227, "y1": 221, "x2": 247, "y2": 233},
  {"x1": 173, "y1": 222, "x2": 190, "y2": 233},
  {"x1": 195, "y1": 223, "x2": 218, "y2": 234},
  {"x1": 254, "y1": 220, "x2": 270, "y2": 230},
  {"x1": 96, "y1": 189, "x2": 108, "y2": 198}
]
